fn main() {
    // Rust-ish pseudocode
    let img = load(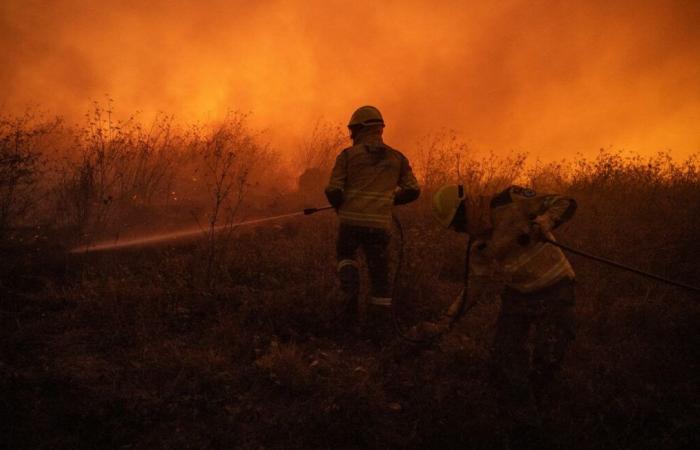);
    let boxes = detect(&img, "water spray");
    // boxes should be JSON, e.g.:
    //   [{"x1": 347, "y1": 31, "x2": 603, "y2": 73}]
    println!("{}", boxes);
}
[{"x1": 69, "y1": 205, "x2": 334, "y2": 254}]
